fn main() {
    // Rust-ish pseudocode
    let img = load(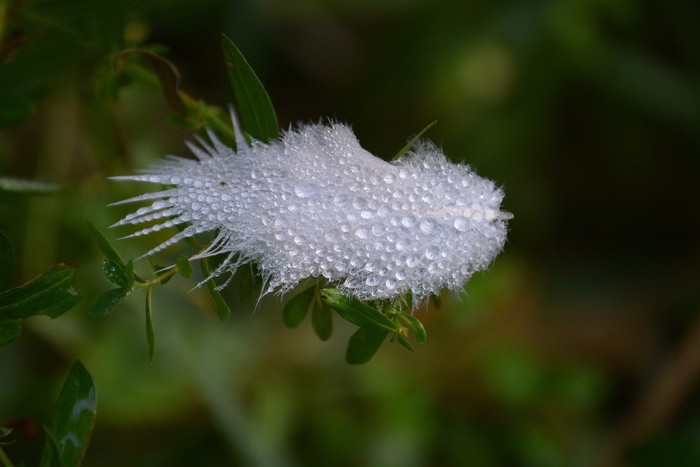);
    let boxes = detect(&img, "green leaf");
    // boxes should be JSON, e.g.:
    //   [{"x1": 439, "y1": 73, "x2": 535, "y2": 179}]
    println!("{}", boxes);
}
[
  {"x1": 0, "y1": 94, "x2": 35, "y2": 128},
  {"x1": 393, "y1": 333, "x2": 415, "y2": 352},
  {"x1": 390, "y1": 120, "x2": 437, "y2": 161},
  {"x1": 311, "y1": 295, "x2": 333, "y2": 341},
  {"x1": 398, "y1": 313, "x2": 427, "y2": 344},
  {"x1": 0, "y1": 176, "x2": 66, "y2": 195},
  {"x1": 88, "y1": 288, "x2": 129, "y2": 317},
  {"x1": 221, "y1": 35, "x2": 279, "y2": 143},
  {"x1": 320, "y1": 288, "x2": 399, "y2": 333},
  {"x1": 145, "y1": 288, "x2": 155, "y2": 364},
  {"x1": 202, "y1": 259, "x2": 231, "y2": 321},
  {"x1": 282, "y1": 285, "x2": 314, "y2": 328},
  {"x1": 102, "y1": 259, "x2": 127, "y2": 287},
  {"x1": 0, "y1": 232, "x2": 13, "y2": 292},
  {"x1": 346, "y1": 328, "x2": 387, "y2": 364},
  {"x1": 0, "y1": 320, "x2": 22, "y2": 347},
  {"x1": 39, "y1": 362, "x2": 96, "y2": 467},
  {"x1": 0, "y1": 427, "x2": 12, "y2": 439},
  {"x1": 176, "y1": 255, "x2": 192, "y2": 279},
  {"x1": 124, "y1": 260, "x2": 135, "y2": 288},
  {"x1": 0, "y1": 264, "x2": 80, "y2": 345},
  {"x1": 87, "y1": 222, "x2": 125, "y2": 268}
]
